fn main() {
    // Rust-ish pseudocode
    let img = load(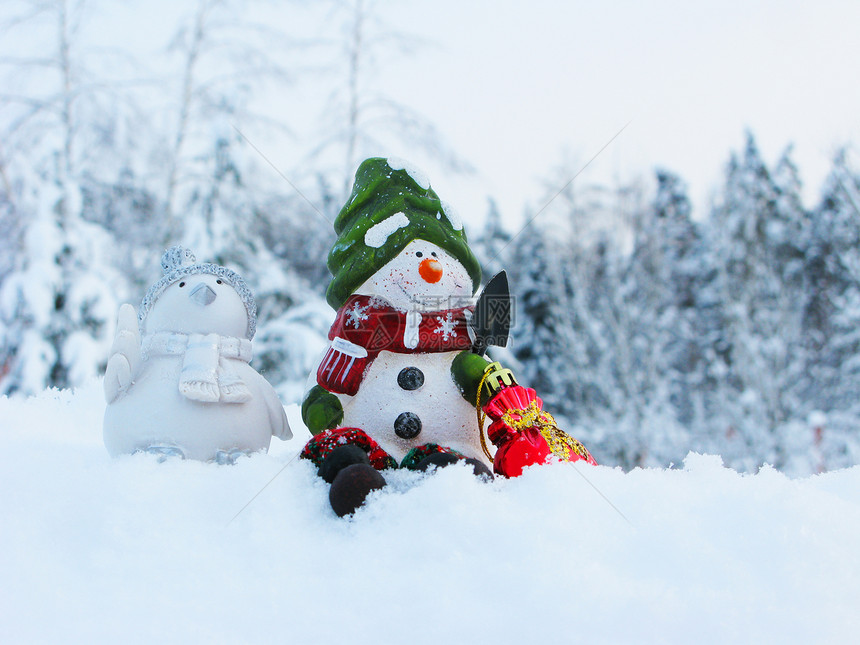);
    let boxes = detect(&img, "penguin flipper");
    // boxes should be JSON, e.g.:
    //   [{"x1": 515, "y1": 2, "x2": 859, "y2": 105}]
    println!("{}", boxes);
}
[
  {"x1": 104, "y1": 304, "x2": 142, "y2": 403},
  {"x1": 104, "y1": 353, "x2": 131, "y2": 404},
  {"x1": 264, "y1": 386, "x2": 292, "y2": 440}
]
